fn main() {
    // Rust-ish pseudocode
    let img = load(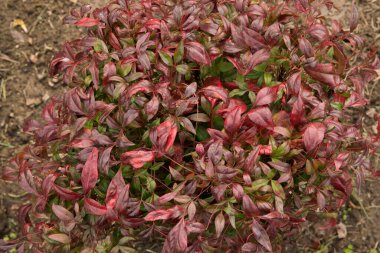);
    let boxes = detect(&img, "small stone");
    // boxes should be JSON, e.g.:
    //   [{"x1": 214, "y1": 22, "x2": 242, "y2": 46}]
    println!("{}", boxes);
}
[
  {"x1": 42, "y1": 93, "x2": 50, "y2": 102},
  {"x1": 30, "y1": 54, "x2": 38, "y2": 64},
  {"x1": 336, "y1": 223, "x2": 347, "y2": 239},
  {"x1": 26, "y1": 97, "x2": 42, "y2": 106}
]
